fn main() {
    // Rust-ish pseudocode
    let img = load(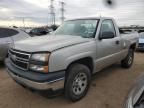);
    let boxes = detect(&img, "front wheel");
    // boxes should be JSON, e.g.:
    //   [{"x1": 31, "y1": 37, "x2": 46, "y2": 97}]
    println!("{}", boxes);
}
[
  {"x1": 121, "y1": 49, "x2": 134, "y2": 68},
  {"x1": 65, "y1": 64, "x2": 91, "y2": 102}
]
